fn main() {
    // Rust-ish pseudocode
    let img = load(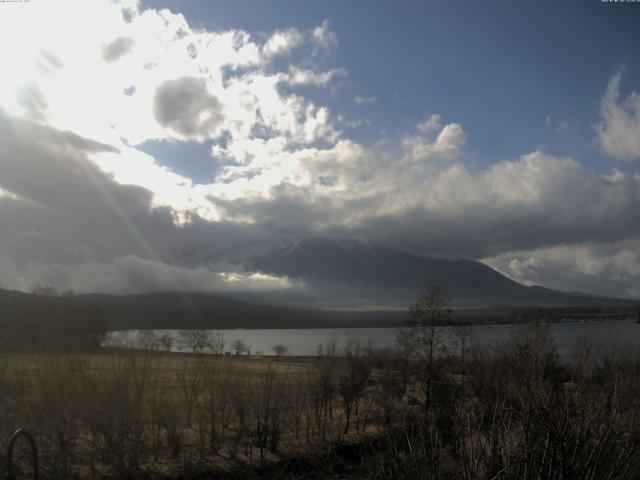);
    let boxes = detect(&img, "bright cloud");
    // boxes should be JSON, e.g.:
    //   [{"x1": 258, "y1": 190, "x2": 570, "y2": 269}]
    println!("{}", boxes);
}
[
  {"x1": 417, "y1": 114, "x2": 442, "y2": 133},
  {"x1": 312, "y1": 20, "x2": 338, "y2": 52},
  {"x1": 262, "y1": 28, "x2": 304, "y2": 58},
  {"x1": 484, "y1": 238, "x2": 640, "y2": 299},
  {"x1": 0, "y1": 255, "x2": 297, "y2": 295},
  {"x1": 597, "y1": 69, "x2": 640, "y2": 161},
  {"x1": 402, "y1": 121, "x2": 467, "y2": 162}
]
